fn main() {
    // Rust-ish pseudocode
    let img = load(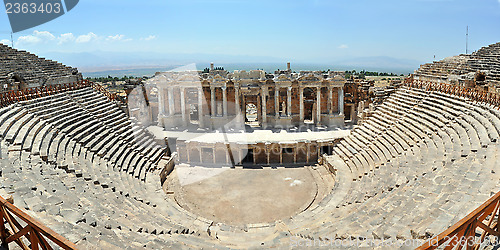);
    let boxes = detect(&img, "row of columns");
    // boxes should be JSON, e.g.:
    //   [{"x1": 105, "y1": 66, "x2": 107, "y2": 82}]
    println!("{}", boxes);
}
[
  {"x1": 297, "y1": 86, "x2": 344, "y2": 124},
  {"x1": 210, "y1": 87, "x2": 228, "y2": 117},
  {"x1": 159, "y1": 85, "x2": 344, "y2": 127},
  {"x1": 182, "y1": 142, "x2": 322, "y2": 165}
]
